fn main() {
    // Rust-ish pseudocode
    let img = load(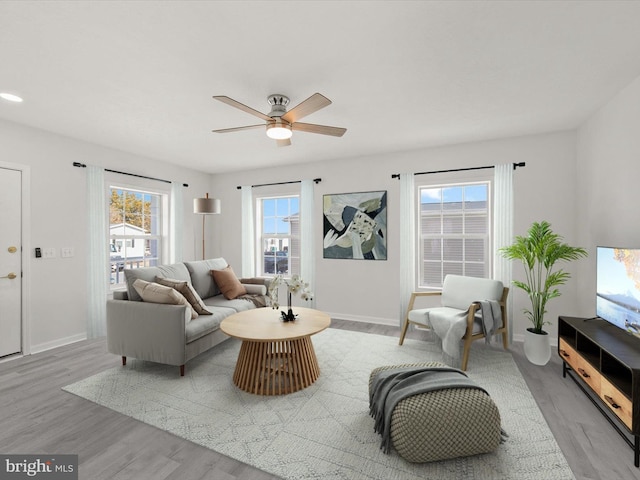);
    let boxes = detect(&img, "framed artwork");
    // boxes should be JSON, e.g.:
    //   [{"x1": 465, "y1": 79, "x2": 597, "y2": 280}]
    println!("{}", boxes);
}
[{"x1": 323, "y1": 190, "x2": 387, "y2": 260}]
